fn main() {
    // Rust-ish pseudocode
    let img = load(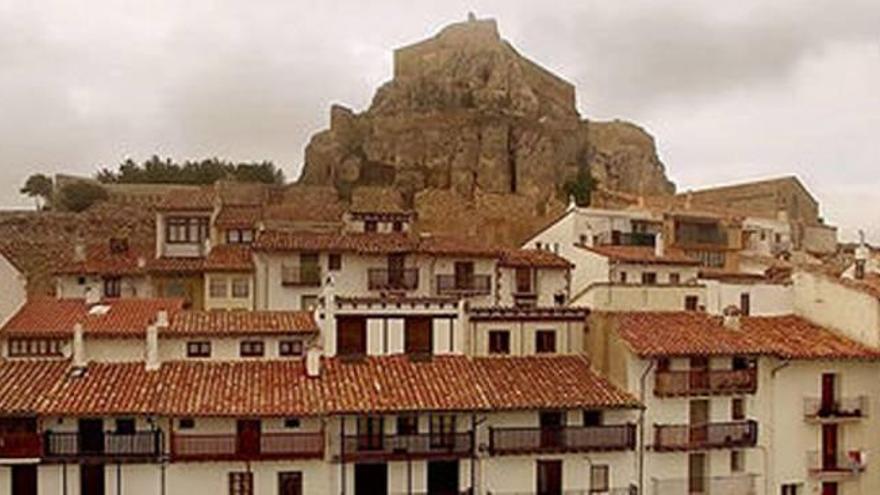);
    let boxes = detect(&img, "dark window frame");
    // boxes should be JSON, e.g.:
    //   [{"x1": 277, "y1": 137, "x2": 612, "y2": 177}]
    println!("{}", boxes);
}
[
  {"x1": 279, "y1": 340, "x2": 304, "y2": 357},
  {"x1": 165, "y1": 216, "x2": 209, "y2": 244},
  {"x1": 239, "y1": 340, "x2": 265, "y2": 358},
  {"x1": 229, "y1": 472, "x2": 254, "y2": 495},
  {"x1": 328, "y1": 253, "x2": 342, "y2": 271},
  {"x1": 103, "y1": 276, "x2": 122, "y2": 298},
  {"x1": 186, "y1": 341, "x2": 212, "y2": 358},
  {"x1": 488, "y1": 330, "x2": 510, "y2": 355},
  {"x1": 535, "y1": 330, "x2": 557, "y2": 354}
]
